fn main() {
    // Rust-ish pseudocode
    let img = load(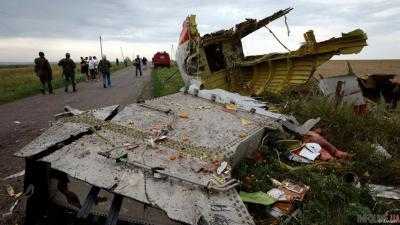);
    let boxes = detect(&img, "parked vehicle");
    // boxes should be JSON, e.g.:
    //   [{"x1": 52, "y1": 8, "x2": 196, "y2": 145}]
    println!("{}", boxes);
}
[{"x1": 152, "y1": 51, "x2": 171, "y2": 68}]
